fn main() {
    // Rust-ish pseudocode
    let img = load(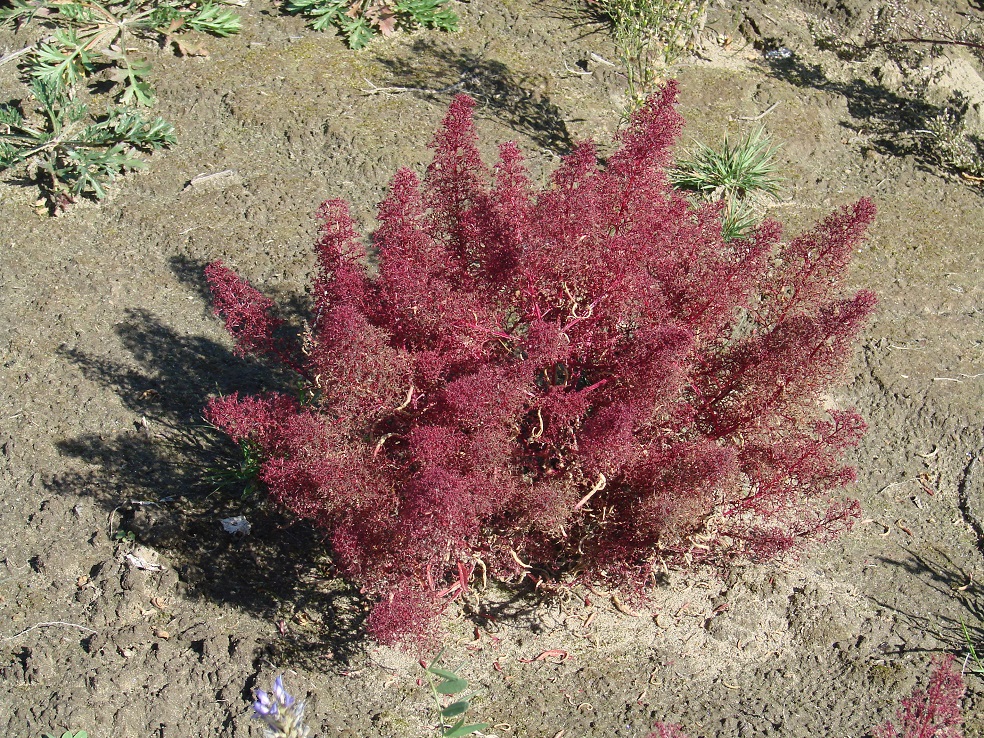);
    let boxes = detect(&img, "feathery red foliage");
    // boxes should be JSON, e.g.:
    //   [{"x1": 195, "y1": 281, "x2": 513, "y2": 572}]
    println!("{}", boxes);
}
[
  {"x1": 205, "y1": 82, "x2": 877, "y2": 644},
  {"x1": 648, "y1": 724, "x2": 690, "y2": 738},
  {"x1": 873, "y1": 656, "x2": 966, "y2": 738}
]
